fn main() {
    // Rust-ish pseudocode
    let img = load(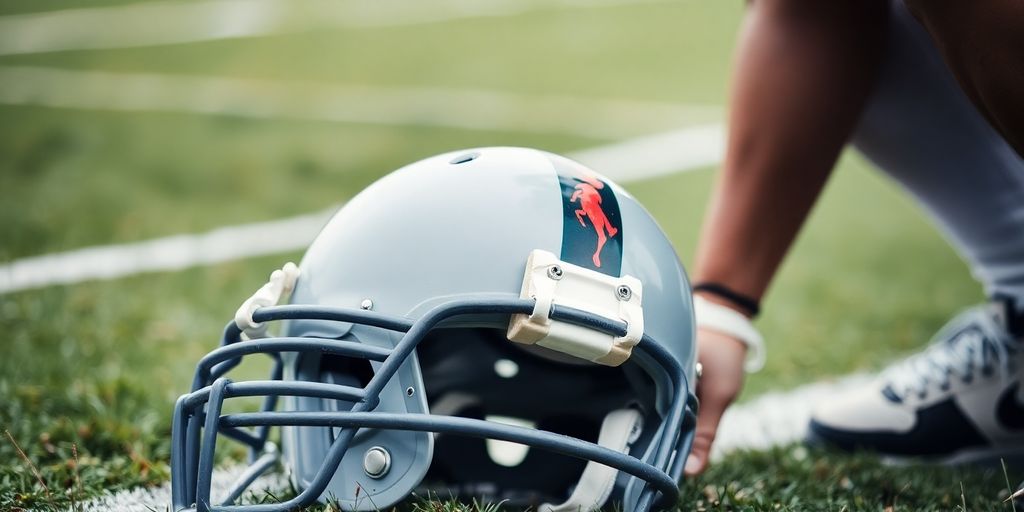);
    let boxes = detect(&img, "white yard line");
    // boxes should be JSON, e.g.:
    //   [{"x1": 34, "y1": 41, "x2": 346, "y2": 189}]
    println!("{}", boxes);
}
[
  {"x1": 711, "y1": 373, "x2": 874, "y2": 460},
  {"x1": 0, "y1": 210, "x2": 336, "y2": 294},
  {"x1": 82, "y1": 463, "x2": 290, "y2": 512},
  {"x1": 0, "y1": 66, "x2": 722, "y2": 139},
  {"x1": 0, "y1": 123, "x2": 725, "y2": 294},
  {"x1": 79, "y1": 374, "x2": 872, "y2": 510},
  {"x1": 0, "y1": 0, "x2": 671, "y2": 56}
]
